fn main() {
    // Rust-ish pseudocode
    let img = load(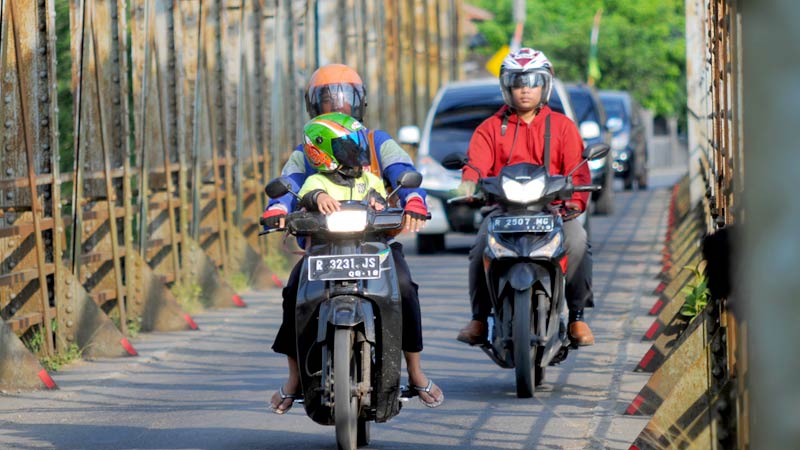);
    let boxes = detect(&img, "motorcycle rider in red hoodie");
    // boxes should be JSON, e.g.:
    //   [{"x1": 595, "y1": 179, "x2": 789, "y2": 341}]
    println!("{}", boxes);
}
[{"x1": 455, "y1": 48, "x2": 596, "y2": 347}]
